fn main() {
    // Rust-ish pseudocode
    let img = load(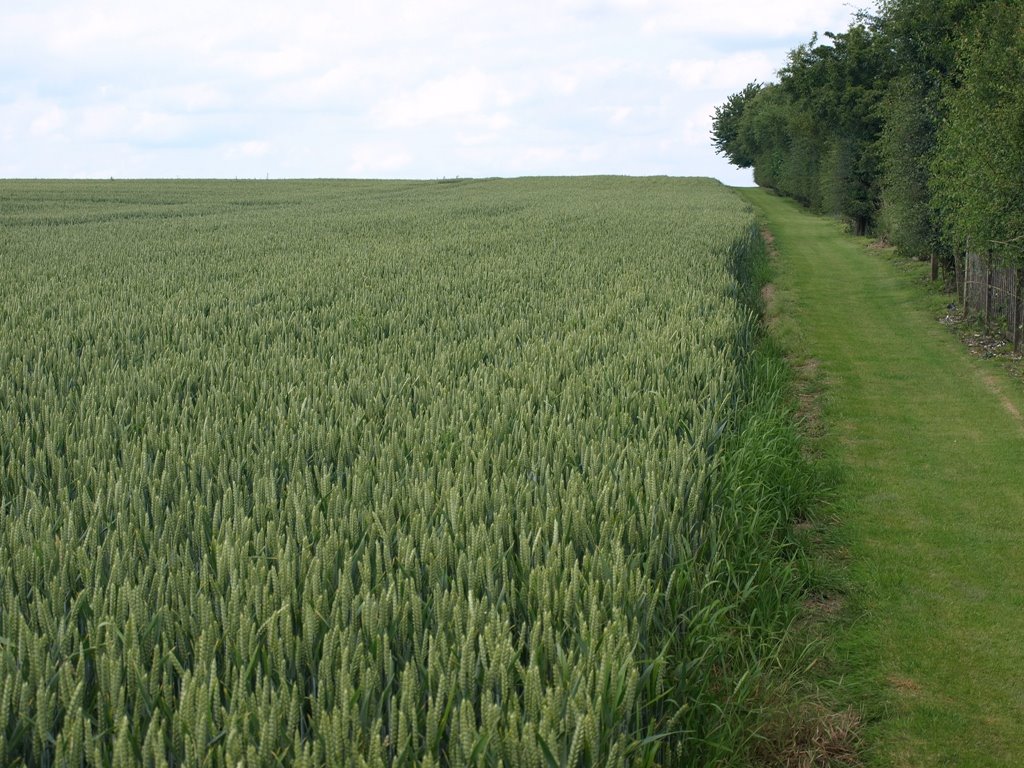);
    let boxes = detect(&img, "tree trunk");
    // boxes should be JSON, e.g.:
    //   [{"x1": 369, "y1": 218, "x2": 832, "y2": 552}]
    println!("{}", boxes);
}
[
  {"x1": 962, "y1": 252, "x2": 969, "y2": 316},
  {"x1": 931, "y1": 251, "x2": 939, "y2": 282},
  {"x1": 955, "y1": 251, "x2": 964, "y2": 309}
]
